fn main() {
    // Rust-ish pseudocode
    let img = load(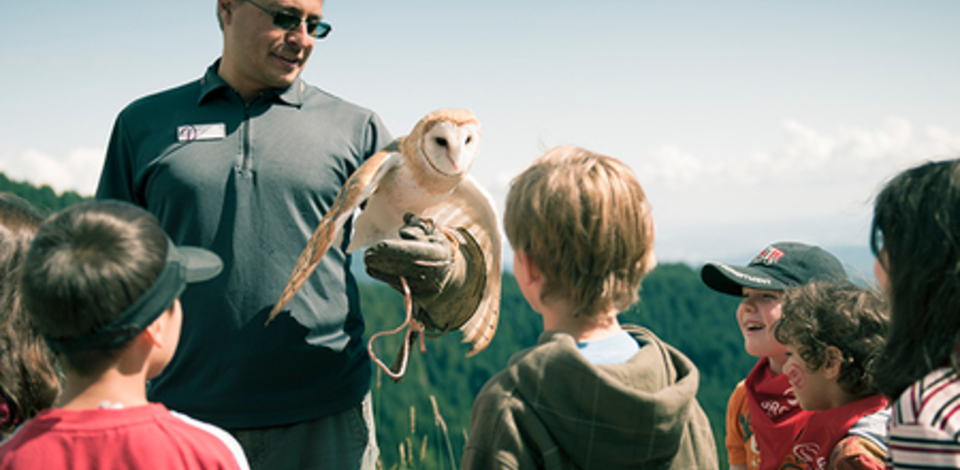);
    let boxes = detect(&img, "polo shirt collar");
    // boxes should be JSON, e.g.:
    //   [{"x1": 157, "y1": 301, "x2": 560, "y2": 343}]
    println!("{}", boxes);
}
[
  {"x1": 198, "y1": 59, "x2": 305, "y2": 107},
  {"x1": 270, "y1": 78, "x2": 305, "y2": 106},
  {"x1": 198, "y1": 61, "x2": 230, "y2": 105}
]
